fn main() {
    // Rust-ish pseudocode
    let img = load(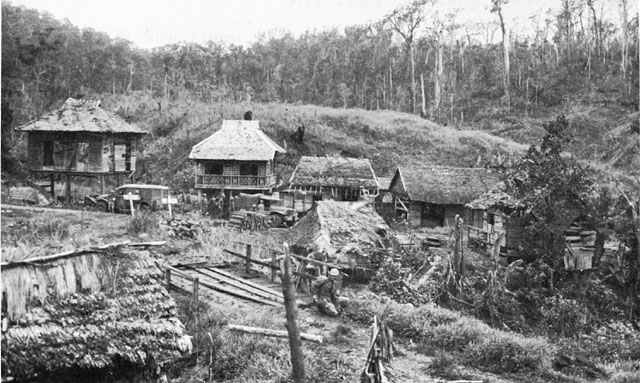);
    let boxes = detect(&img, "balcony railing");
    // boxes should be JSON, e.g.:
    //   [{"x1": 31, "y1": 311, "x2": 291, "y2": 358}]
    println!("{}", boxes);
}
[{"x1": 195, "y1": 174, "x2": 277, "y2": 189}]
